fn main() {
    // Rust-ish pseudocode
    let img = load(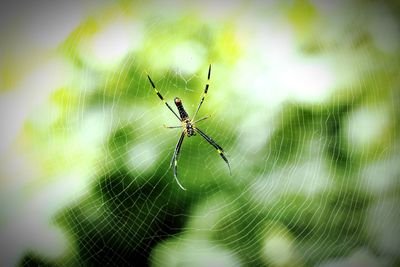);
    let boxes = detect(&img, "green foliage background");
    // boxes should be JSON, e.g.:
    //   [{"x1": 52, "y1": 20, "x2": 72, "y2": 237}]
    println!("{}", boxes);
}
[{"x1": 1, "y1": 0, "x2": 399, "y2": 266}]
